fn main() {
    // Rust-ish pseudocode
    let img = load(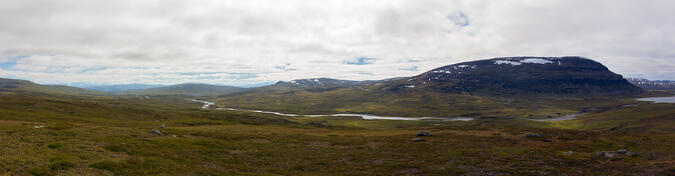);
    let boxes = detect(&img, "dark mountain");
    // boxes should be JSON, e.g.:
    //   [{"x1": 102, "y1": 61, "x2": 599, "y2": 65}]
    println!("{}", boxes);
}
[
  {"x1": 263, "y1": 56, "x2": 642, "y2": 96},
  {"x1": 392, "y1": 56, "x2": 643, "y2": 96},
  {"x1": 272, "y1": 78, "x2": 380, "y2": 89},
  {"x1": 212, "y1": 56, "x2": 644, "y2": 116},
  {"x1": 125, "y1": 83, "x2": 246, "y2": 96},
  {"x1": 80, "y1": 84, "x2": 165, "y2": 93},
  {"x1": 0, "y1": 78, "x2": 105, "y2": 95},
  {"x1": 626, "y1": 78, "x2": 675, "y2": 90}
]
